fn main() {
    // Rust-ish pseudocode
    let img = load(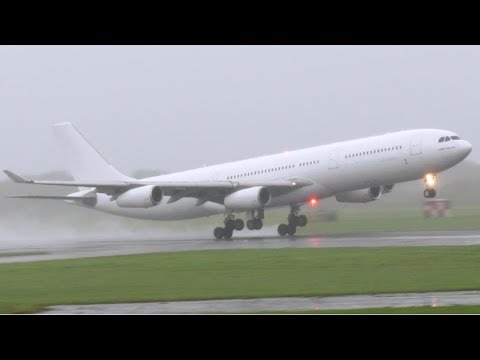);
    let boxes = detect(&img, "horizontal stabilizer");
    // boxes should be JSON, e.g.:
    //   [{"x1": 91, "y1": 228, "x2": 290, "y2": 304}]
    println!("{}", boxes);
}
[{"x1": 3, "y1": 170, "x2": 31, "y2": 183}]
